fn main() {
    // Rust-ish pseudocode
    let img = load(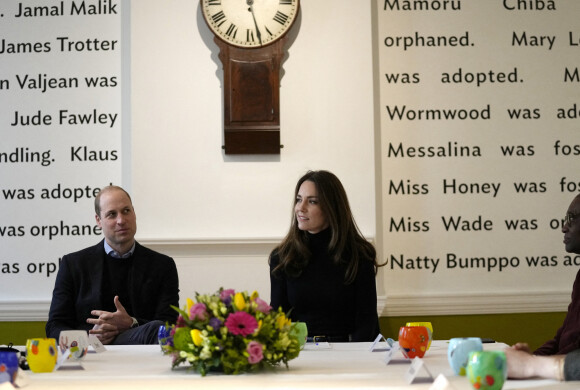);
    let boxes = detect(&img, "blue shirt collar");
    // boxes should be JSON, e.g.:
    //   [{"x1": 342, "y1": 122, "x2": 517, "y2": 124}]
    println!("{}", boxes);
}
[{"x1": 104, "y1": 240, "x2": 136, "y2": 259}]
